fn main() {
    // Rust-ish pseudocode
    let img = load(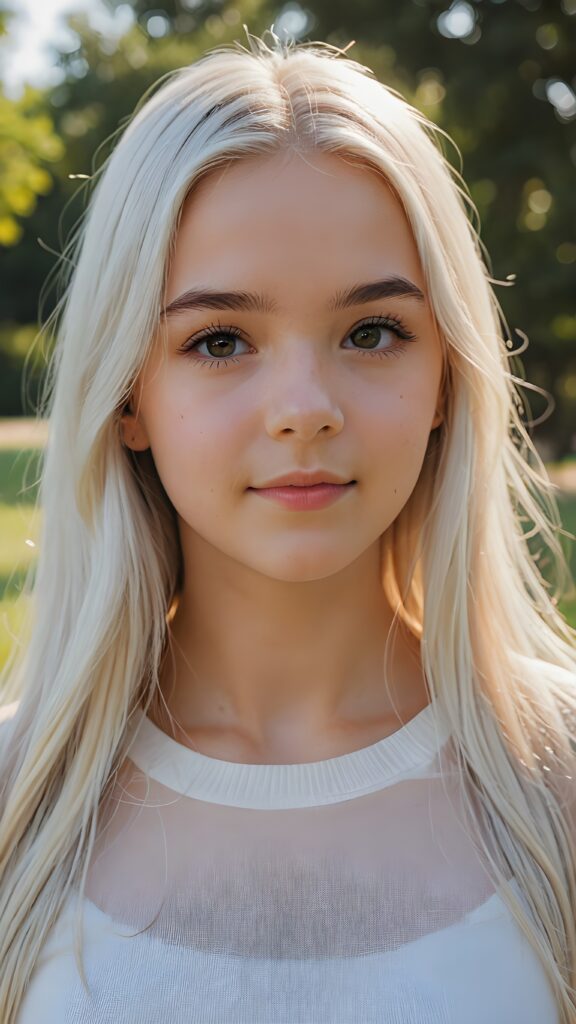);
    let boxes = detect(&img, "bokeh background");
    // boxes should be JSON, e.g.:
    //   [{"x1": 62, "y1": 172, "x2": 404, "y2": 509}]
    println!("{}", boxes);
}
[{"x1": 0, "y1": 0, "x2": 575, "y2": 670}]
